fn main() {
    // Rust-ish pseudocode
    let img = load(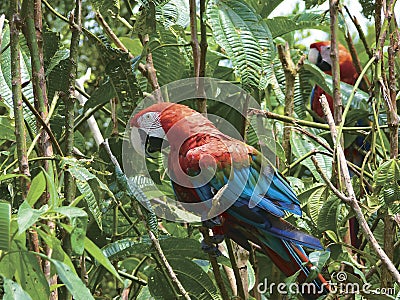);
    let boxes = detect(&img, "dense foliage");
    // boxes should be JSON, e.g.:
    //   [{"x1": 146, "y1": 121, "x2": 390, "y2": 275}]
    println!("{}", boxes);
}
[{"x1": 0, "y1": 0, "x2": 399, "y2": 299}]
